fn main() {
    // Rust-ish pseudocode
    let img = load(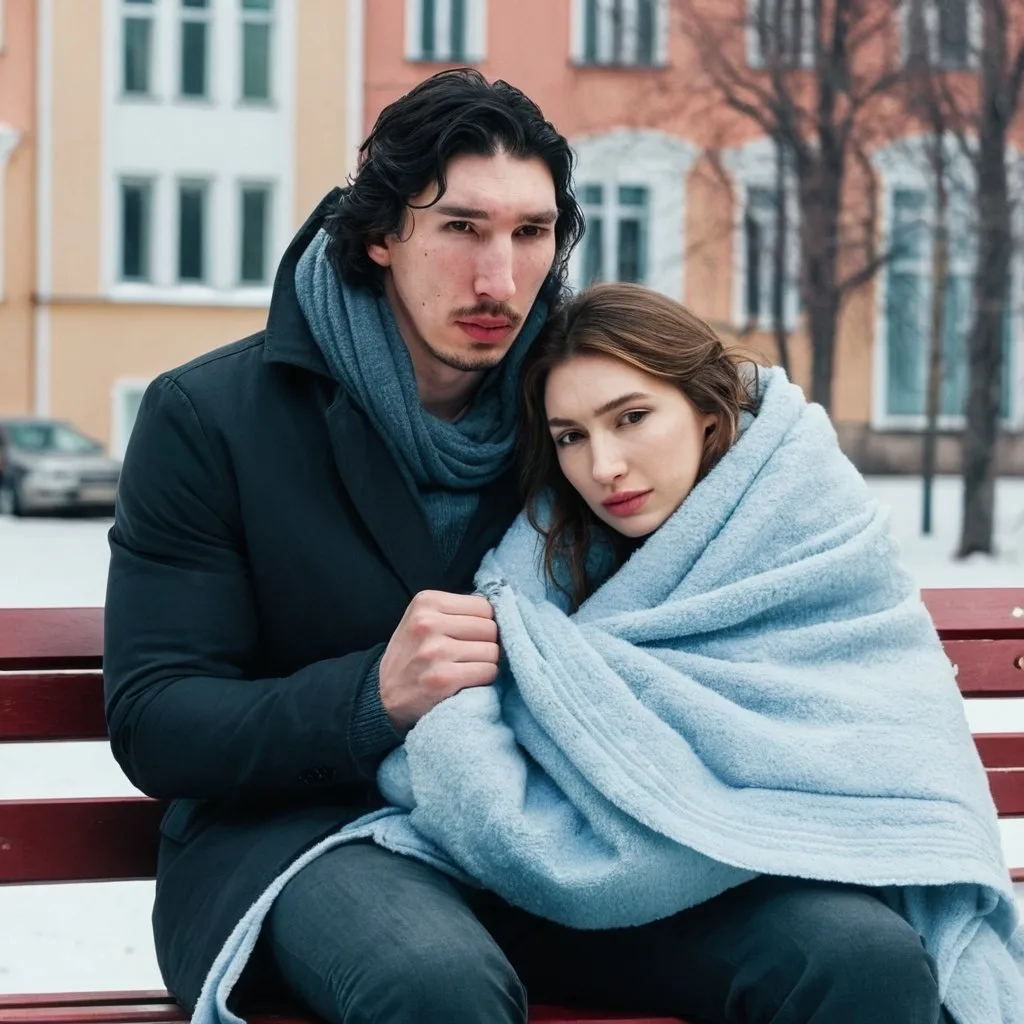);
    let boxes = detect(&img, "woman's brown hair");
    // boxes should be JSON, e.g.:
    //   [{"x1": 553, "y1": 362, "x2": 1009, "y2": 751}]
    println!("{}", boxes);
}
[{"x1": 518, "y1": 281, "x2": 760, "y2": 610}]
